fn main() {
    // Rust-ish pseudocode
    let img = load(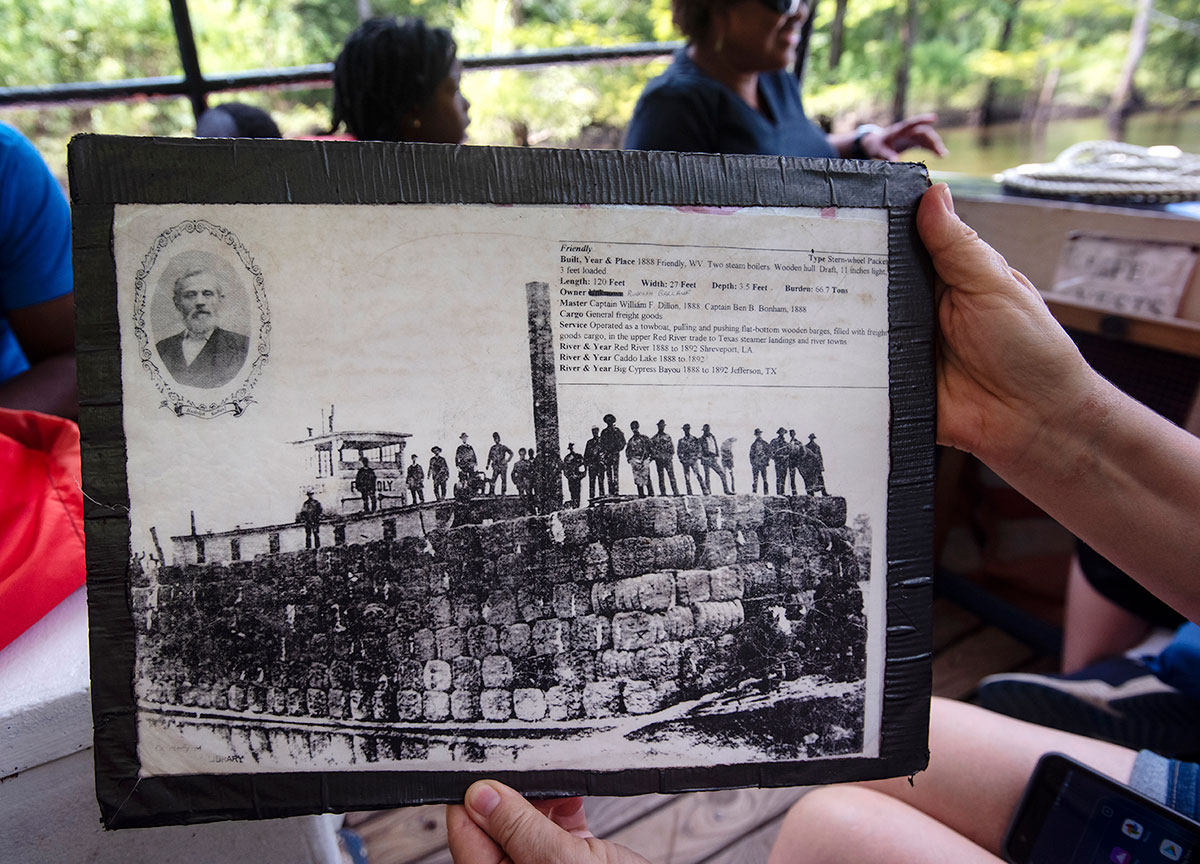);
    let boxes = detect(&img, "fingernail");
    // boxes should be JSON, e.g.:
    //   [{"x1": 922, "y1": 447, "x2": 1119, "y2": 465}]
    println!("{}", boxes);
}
[
  {"x1": 940, "y1": 184, "x2": 955, "y2": 214},
  {"x1": 468, "y1": 783, "x2": 501, "y2": 817}
]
